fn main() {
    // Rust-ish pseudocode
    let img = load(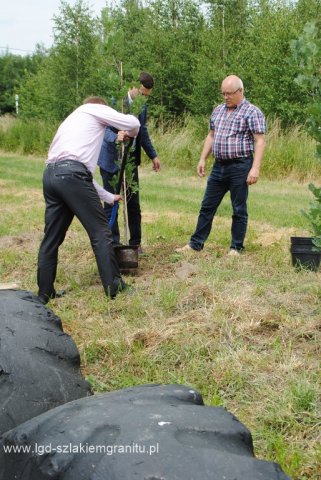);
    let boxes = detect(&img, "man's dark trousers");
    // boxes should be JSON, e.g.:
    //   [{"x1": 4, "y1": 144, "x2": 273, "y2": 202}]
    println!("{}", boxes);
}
[
  {"x1": 37, "y1": 160, "x2": 123, "y2": 301},
  {"x1": 190, "y1": 157, "x2": 253, "y2": 252}
]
